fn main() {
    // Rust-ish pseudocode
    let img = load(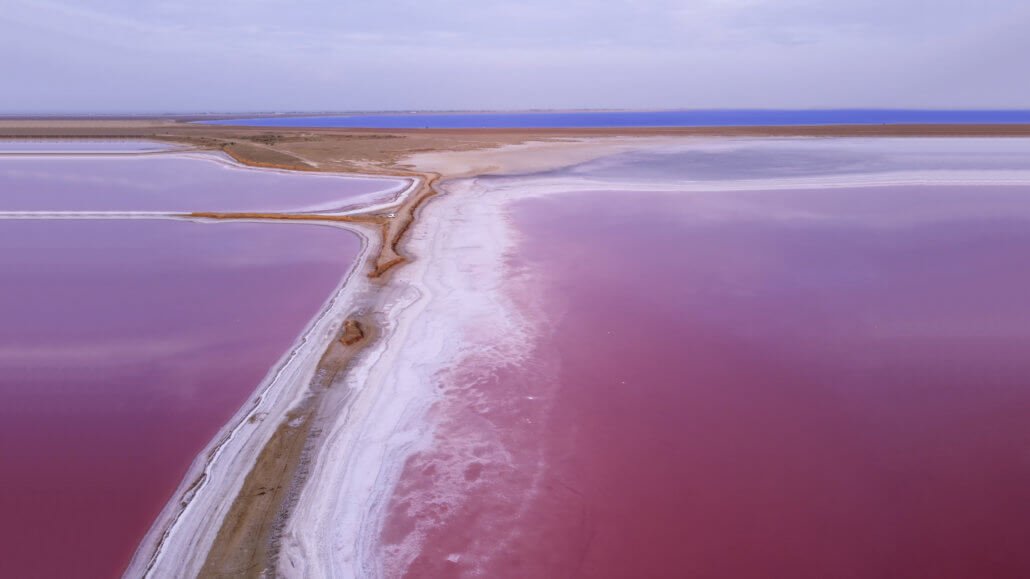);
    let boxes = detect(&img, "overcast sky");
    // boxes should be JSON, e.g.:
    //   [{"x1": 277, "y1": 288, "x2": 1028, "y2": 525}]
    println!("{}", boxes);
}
[{"x1": 3, "y1": 0, "x2": 1029, "y2": 113}]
